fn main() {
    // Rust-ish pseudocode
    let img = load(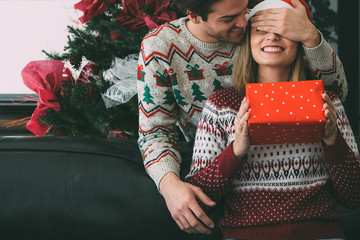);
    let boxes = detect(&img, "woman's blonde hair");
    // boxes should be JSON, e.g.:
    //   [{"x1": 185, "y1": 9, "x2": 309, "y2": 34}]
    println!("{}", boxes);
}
[{"x1": 233, "y1": 26, "x2": 306, "y2": 96}]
